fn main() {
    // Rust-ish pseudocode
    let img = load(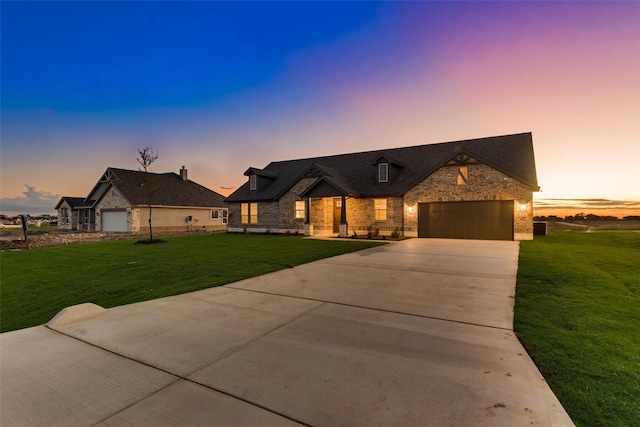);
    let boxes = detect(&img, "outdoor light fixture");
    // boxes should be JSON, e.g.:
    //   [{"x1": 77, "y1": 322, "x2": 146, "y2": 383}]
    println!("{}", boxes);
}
[
  {"x1": 407, "y1": 205, "x2": 415, "y2": 215},
  {"x1": 519, "y1": 203, "x2": 528, "y2": 212}
]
